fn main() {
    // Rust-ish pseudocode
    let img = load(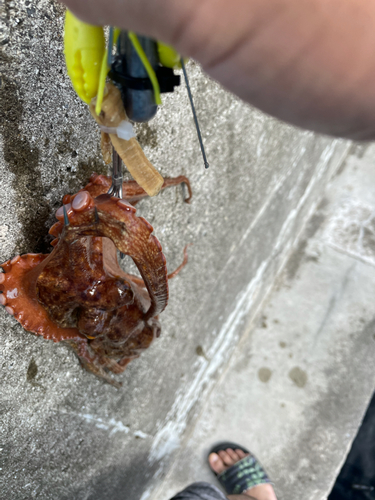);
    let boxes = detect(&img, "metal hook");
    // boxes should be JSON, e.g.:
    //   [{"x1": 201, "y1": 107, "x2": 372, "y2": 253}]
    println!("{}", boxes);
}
[
  {"x1": 107, "y1": 148, "x2": 123, "y2": 199},
  {"x1": 107, "y1": 148, "x2": 125, "y2": 259},
  {"x1": 94, "y1": 207, "x2": 99, "y2": 224},
  {"x1": 63, "y1": 205, "x2": 70, "y2": 226}
]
